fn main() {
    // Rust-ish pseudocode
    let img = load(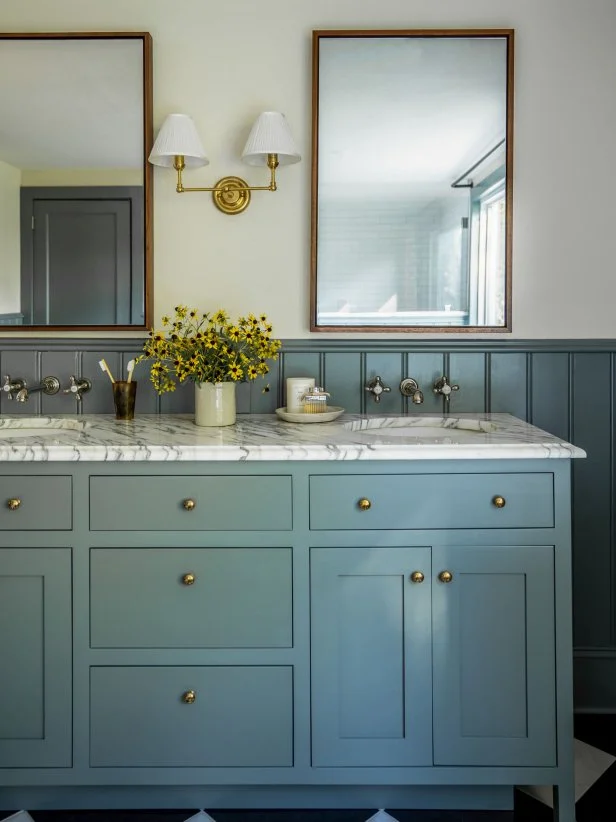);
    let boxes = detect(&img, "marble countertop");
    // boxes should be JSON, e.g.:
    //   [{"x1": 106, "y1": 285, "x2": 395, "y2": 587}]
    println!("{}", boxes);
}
[{"x1": 0, "y1": 412, "x2": 587, "y2": 462}]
